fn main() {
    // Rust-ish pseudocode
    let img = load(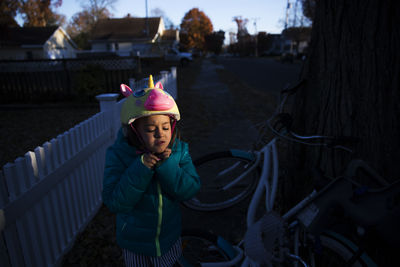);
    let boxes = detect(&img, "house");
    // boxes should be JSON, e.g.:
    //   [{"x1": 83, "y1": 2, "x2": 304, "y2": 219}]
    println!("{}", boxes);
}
[
  {"x1": 88, "y1": 17, "x2": 179, "y2": 58},
  {"x1": 263, "y1": 31, "x2": 309, "y2": 56},
  {"x1": 0, "y1": 26, "x2": 77, "y2": 60}
]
